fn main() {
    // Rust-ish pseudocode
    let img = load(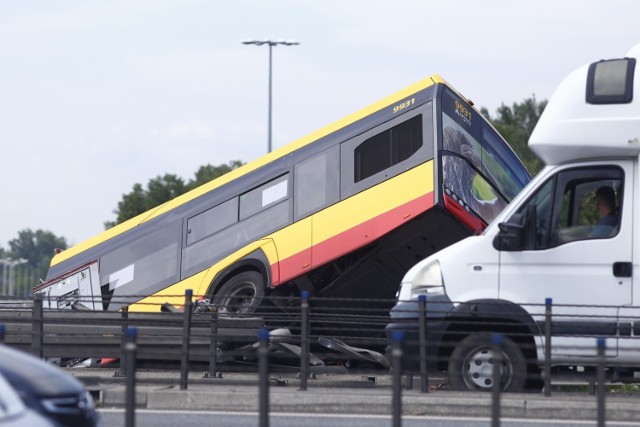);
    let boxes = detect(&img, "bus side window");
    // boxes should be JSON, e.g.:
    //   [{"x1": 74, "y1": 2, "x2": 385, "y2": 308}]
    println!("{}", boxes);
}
[
  {"x1": 294, "y1": 147, "x2": 339, "y2": 220},
  {"x1": 354, "y1": 115, "x2": 423, "y2": 183},
  {"x1": 186, "y1": 198, "x2": 238, "y2": 246},
  {"x1": 340, "y1": 109, "x2": 432, "y2": 200},
  {"x1": 240, "y1": 174, "x2": 289, "y2": 221}
]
